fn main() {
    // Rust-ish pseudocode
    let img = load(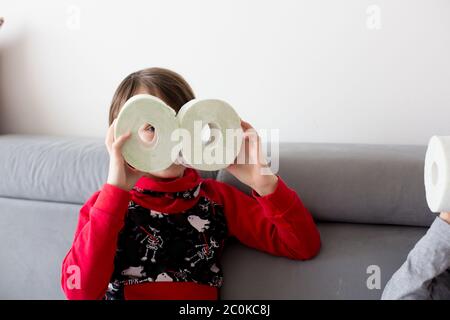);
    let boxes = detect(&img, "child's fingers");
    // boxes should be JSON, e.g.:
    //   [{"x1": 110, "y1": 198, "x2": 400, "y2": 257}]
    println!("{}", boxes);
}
[
  {"x1": 241, "y1": 120, "x2": 259, "y2": 142},
  {"x1": 242, "y1": 128, "x2": 264, "y2": 165},
  {"x1": 242, "y1": 128, "x2": 260, "y2": 149},
  {"x1": 112, "y1": 131, "x2": 131, "y2": 158},
  {"x1": 243, "y1": 129, "x2": 258, "y2": 141},
  {"x1": 240, "y1": 119, "x2": 254, "y2": 131},
  {"x1": 105, "y1": 120, "x2": 117, "y2": 153}
]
